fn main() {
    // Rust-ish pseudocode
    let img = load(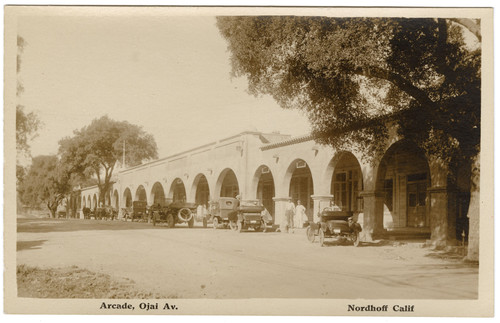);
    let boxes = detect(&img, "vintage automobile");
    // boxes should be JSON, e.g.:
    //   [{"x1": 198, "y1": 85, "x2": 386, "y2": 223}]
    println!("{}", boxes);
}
[
  {"x1": 130, "y1": 201, "x2": 148, "y2": 222},
  {"x1": 95, "y1": 206, "x2": 118, "y2": 220},
  {"x1": 236, "y1": 199, "x2": 266, "y2": 232},
  {"x1": 306, "y1": 209, "x2": 362, "y2": 247},
  {"x1": 209, "y1": 198, "x2": 239, "y2": 230},
  {"x1": 150, "y1": 201, "x2": 197, "y2": 228},
  {"x1": 209, "y1": 198, "x2": 266, "y2": 232},
  {"x1": 83, "y1": 207, "x2": 98, "y2": 219}
]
